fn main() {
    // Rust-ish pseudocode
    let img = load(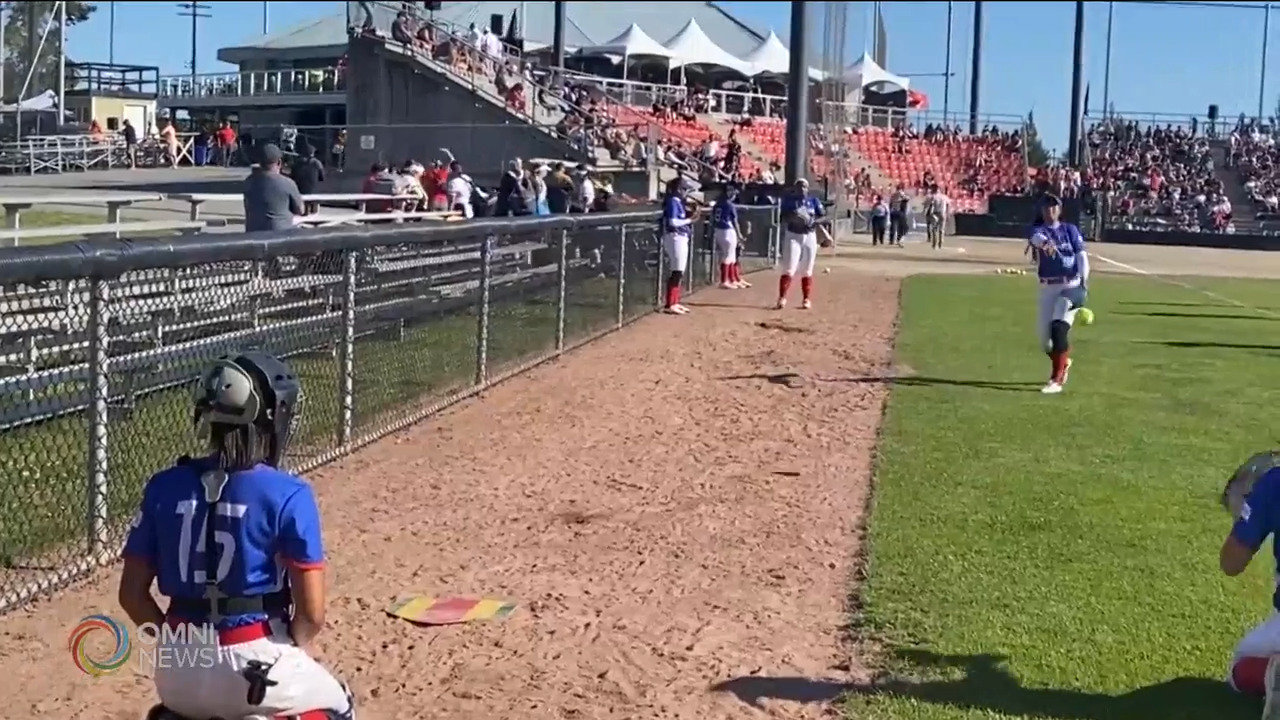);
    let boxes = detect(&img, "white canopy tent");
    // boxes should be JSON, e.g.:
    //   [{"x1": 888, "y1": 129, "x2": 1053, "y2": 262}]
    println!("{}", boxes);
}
[
  {"x1": 843, "y1": 53, "x2": 910, "y2": 91},
  {"x1": 663, "y1": 19, "x2": 751, "y2": 75},
  {"x1": 742, "y1": 31, "x2": 790, "y2": 76},
  {"x1": 0, "y1": 89, "x2": 61, "y2": 113},
  {"x1": 741, "y1": 31, "x2": 825, "y2": 80},
  {"x1": 578, "y1": 23, "x2": 674, "y2": 77}
]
